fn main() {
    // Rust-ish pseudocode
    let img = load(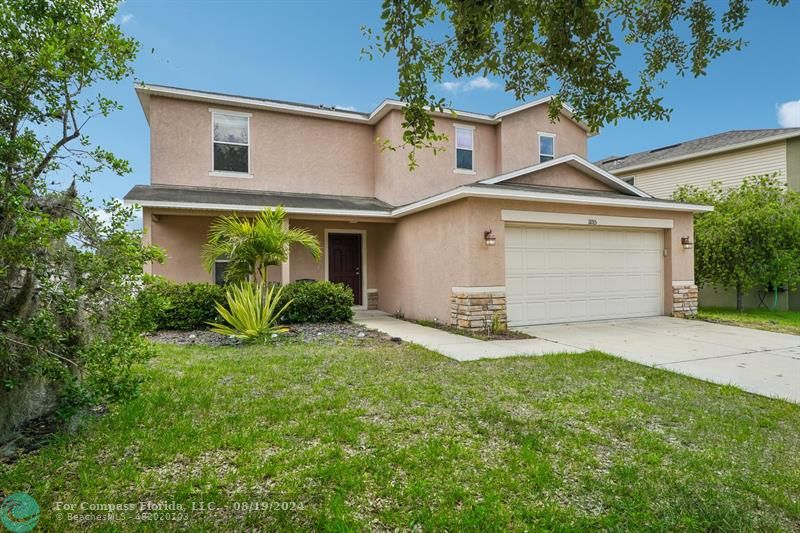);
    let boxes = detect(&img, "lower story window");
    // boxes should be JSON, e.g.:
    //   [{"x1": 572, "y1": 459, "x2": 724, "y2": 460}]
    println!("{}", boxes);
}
[{"x1": 213, "y1": 260, "x2": 230, "y2": 285}]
